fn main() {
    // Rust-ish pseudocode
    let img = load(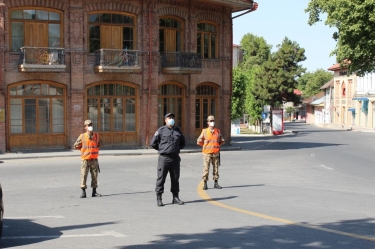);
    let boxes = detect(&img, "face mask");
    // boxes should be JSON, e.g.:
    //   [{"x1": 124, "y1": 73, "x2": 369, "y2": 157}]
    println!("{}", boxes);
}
[
  {"x1": 209, "y1": 122, "x2": 215, "y2": 127},
  {"x1": 87, "y1": 126, "x2": 93, "y2": 132},
  {"x1": 167, "y1": 119, "x2": 175, "y2": 126}
]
